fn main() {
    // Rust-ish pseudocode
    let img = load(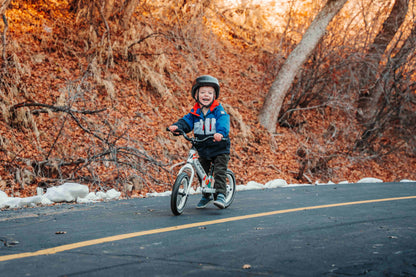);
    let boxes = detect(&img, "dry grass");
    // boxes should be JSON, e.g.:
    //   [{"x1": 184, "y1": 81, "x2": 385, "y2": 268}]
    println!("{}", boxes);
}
[{"x1": 0, "y1": 0, "x2": 414, "y2": 199}]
